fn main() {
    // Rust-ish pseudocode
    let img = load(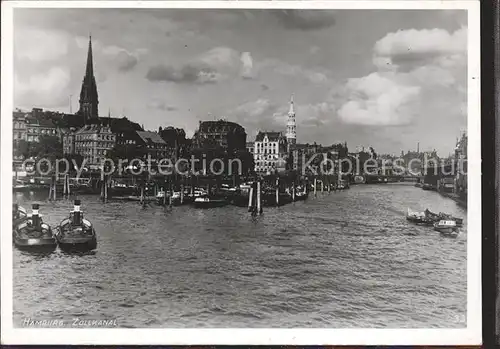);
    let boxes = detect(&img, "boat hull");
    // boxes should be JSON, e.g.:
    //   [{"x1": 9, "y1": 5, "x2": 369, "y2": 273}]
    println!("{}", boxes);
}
[
  {"x1": 13, "y1": 236, "x2": 57, "y2": 252},
  {"x1": 57, "y1": 236, "x2": 97, "y2": 252},
  {"x1": 193, "y1": 200, "x2": 228, "y2": 208}
]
